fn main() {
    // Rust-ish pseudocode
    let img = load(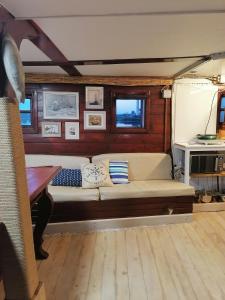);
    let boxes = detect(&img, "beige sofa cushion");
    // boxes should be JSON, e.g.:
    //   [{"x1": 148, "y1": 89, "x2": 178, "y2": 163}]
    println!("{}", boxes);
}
[
  {"x1": 25, "y1": 154, "x2": 89, "y2": 168},
  {"x1": 99, "y1": 180, "x2": 195, "y2": 200},
  {"x1": 92, "y1": 153, "x2": 172, "y2": 181},
  {"x1": 48, "y1": 185, "x2": 99, "y2": 202}
]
